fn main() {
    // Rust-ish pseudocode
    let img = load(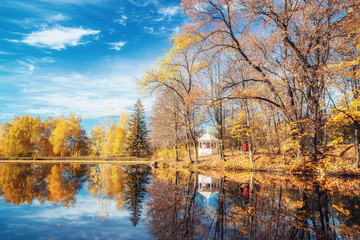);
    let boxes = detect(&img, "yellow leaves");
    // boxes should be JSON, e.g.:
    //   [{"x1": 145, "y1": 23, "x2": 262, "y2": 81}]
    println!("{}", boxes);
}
[
  {"x1": 333, "y1": 203, "x2": 351, "y2": 216},
  {"x1": 328, "y1": 137, "x2": 344, "y2": 147},
  {"x1": 170, "y1": 30, "x2": 201, "y2": 52},
  {"x1": 156, "y1": 146, "x2": 188, "y2": 161},
  {"x1": 328, "y1": 97, "x2": 360, "y2": 134},
  {"x1": 89, "y1": 112, "x2": 129, "y2": 157},
  {"x1": 50, "y1": 114, "x2": 84, "y2": 157},
  {"x1": 4, "y1": 115, "x2": 42, "y2": 157}
]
